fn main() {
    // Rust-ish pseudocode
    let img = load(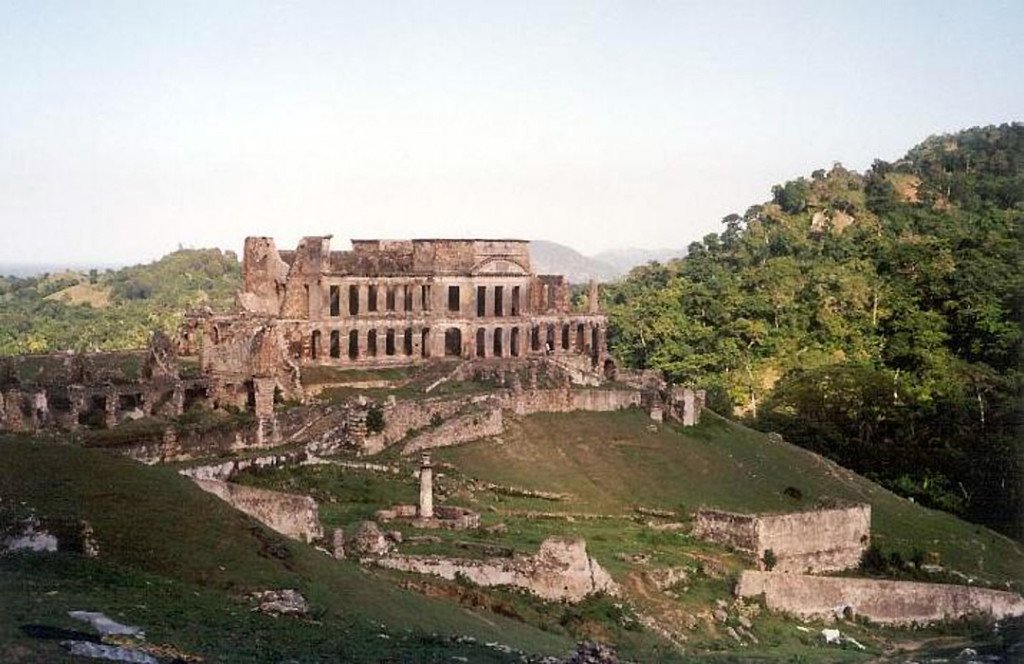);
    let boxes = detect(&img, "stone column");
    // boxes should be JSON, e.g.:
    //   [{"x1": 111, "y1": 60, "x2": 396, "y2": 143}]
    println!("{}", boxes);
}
[
  {"x1": 104, "y1": 387, "x2": 118, "y2": 429},
  {"x1": 357, "y1": 327, "x2": 368, "y2": 362},
  {"x1": 358, "y1": 284, "x2": 369, "y2": 316},
  {"x1": 67, "y1": 385, "x2": 85, "y2": 431},
  {"x1": 412, "y1": 325, "x2": 423, "y2": 358},
  {"x1": 418, "y1": 453, "x2": 434, "y2": 519},
  {"x1": 588, "y1": 280, "x2": 600, "y2": 314},
  {"x1": 253, "y1": 377, "x2": 279, "y2": 444},
  {"x1": 483, "y1": 328, "x2": 493, "y2": 358},
  {"x1": 682, "y1": 388, "x2": 696, "y2": 427}
]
